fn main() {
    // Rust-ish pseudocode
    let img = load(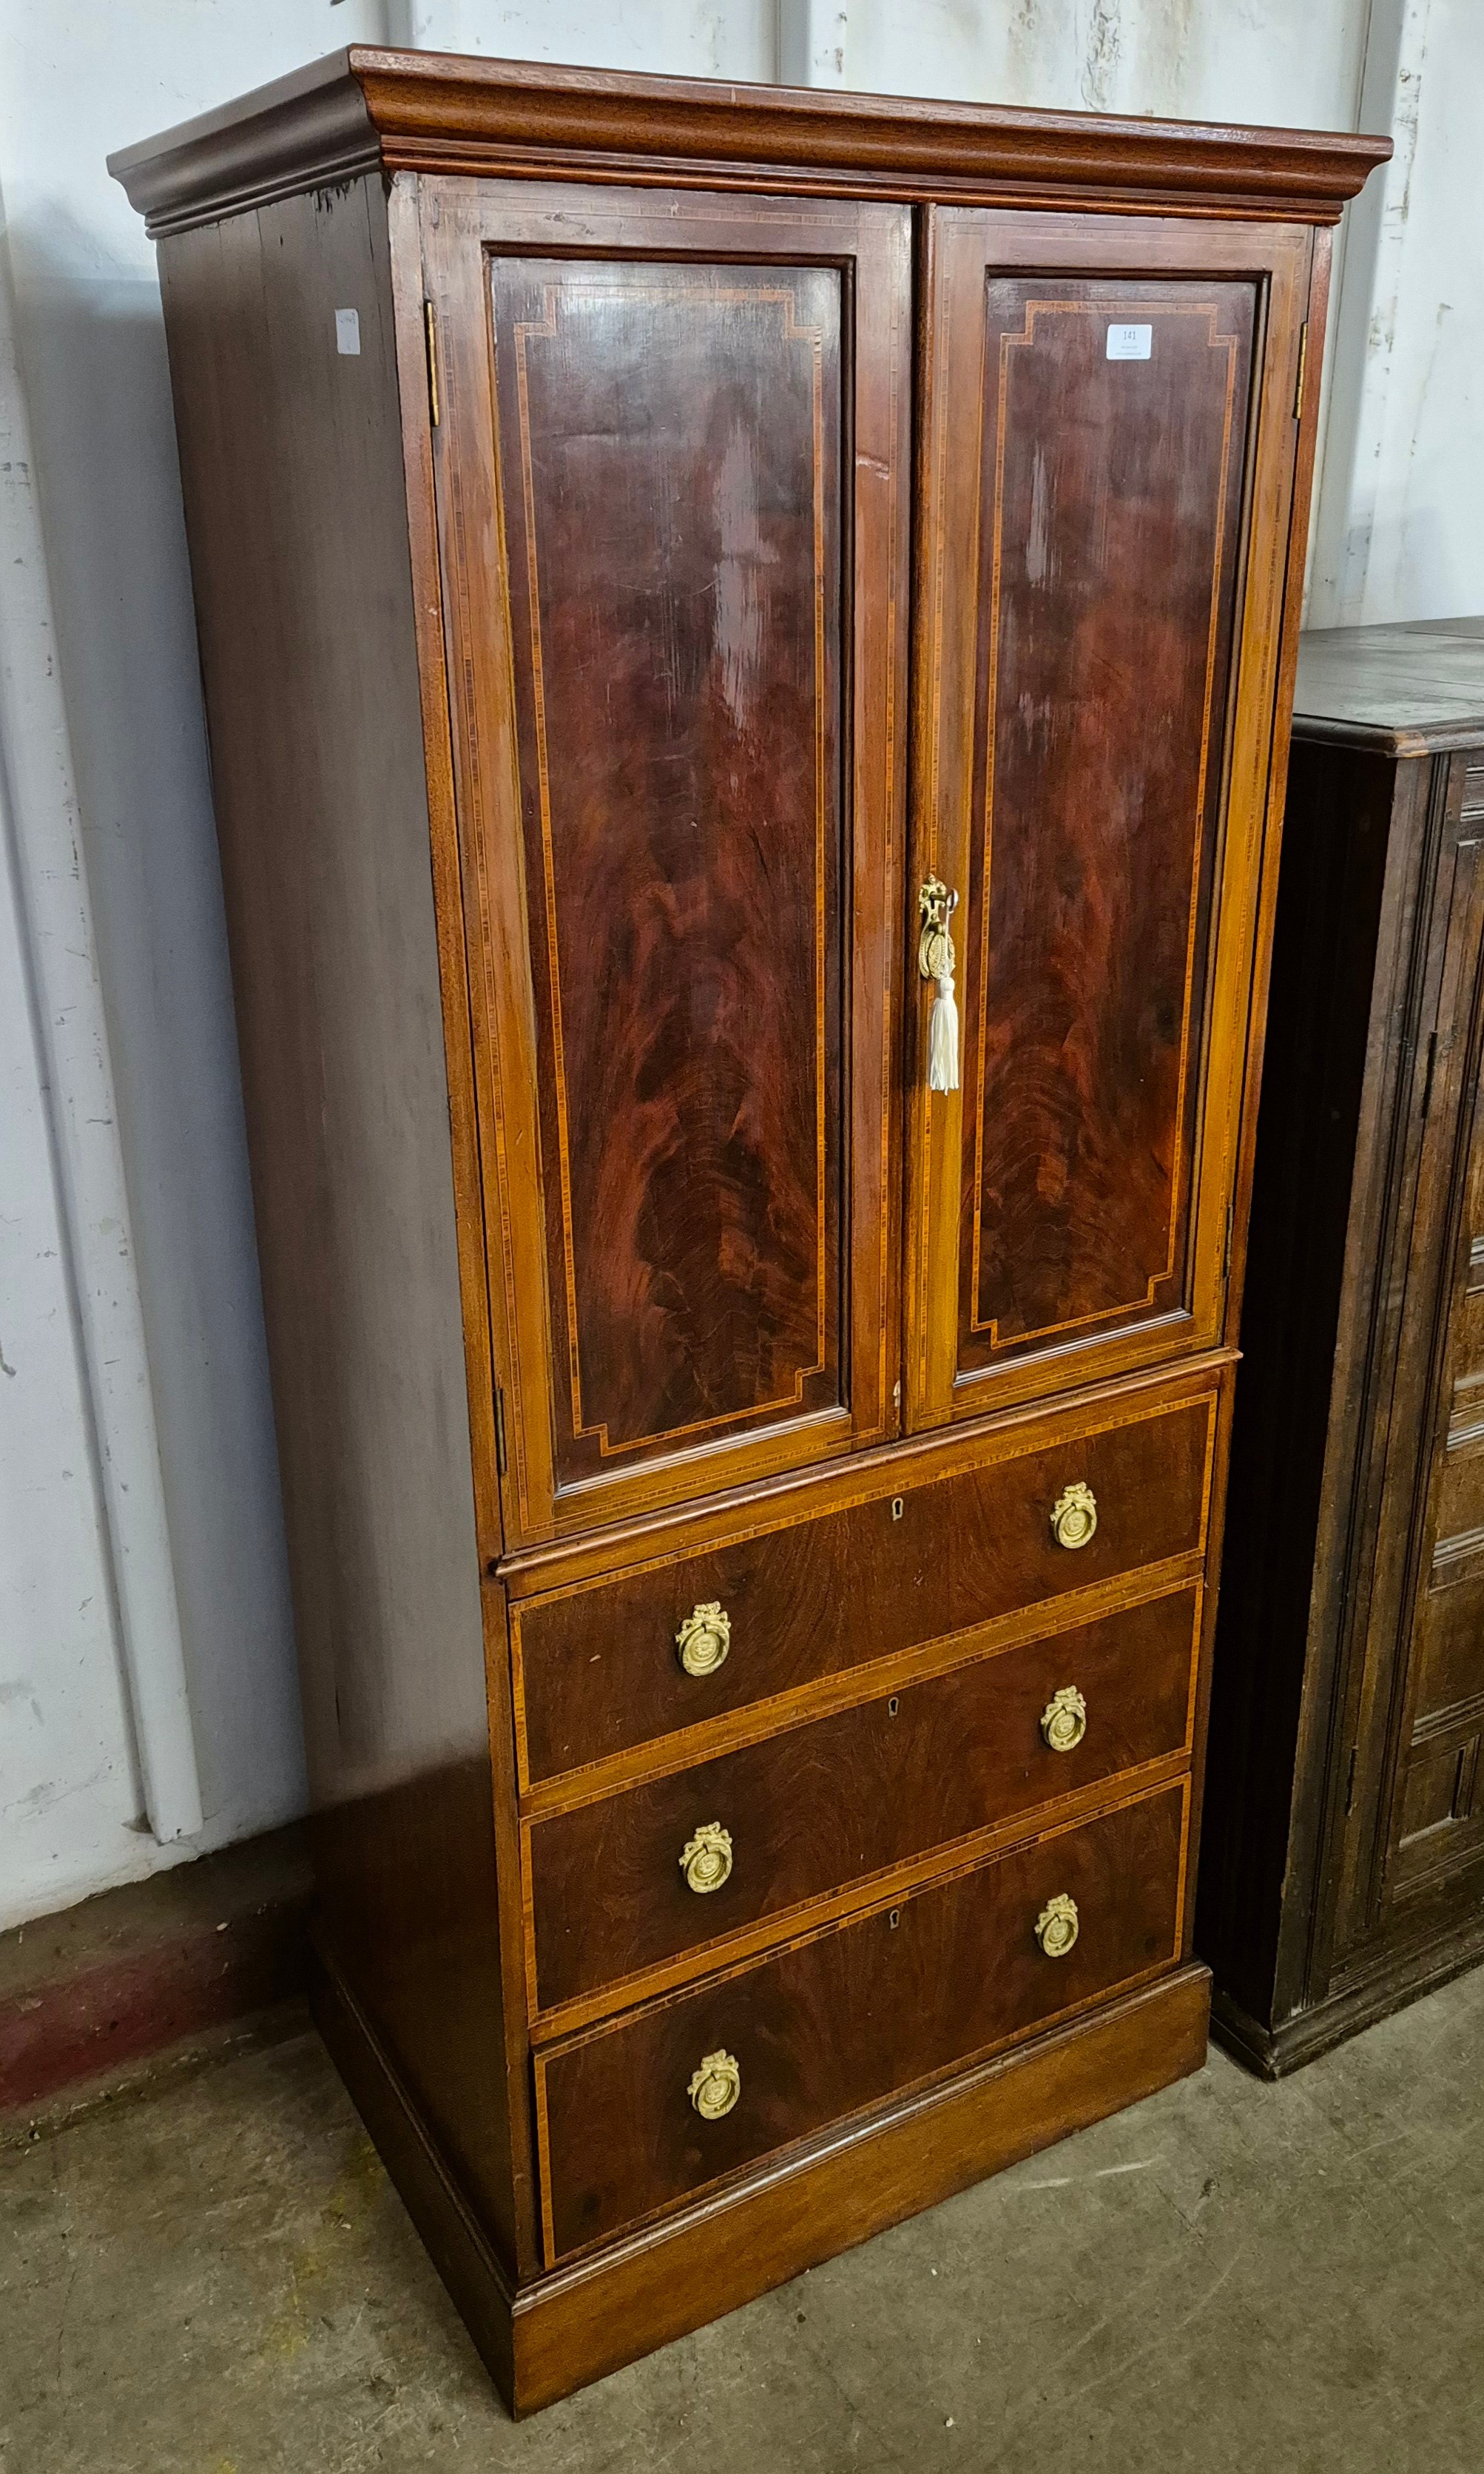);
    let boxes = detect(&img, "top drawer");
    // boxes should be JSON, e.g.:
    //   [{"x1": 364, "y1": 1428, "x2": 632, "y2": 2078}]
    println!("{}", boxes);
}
[{"x1": 512, "y1": 1386, "x2": 1216, "y2": 1789}]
